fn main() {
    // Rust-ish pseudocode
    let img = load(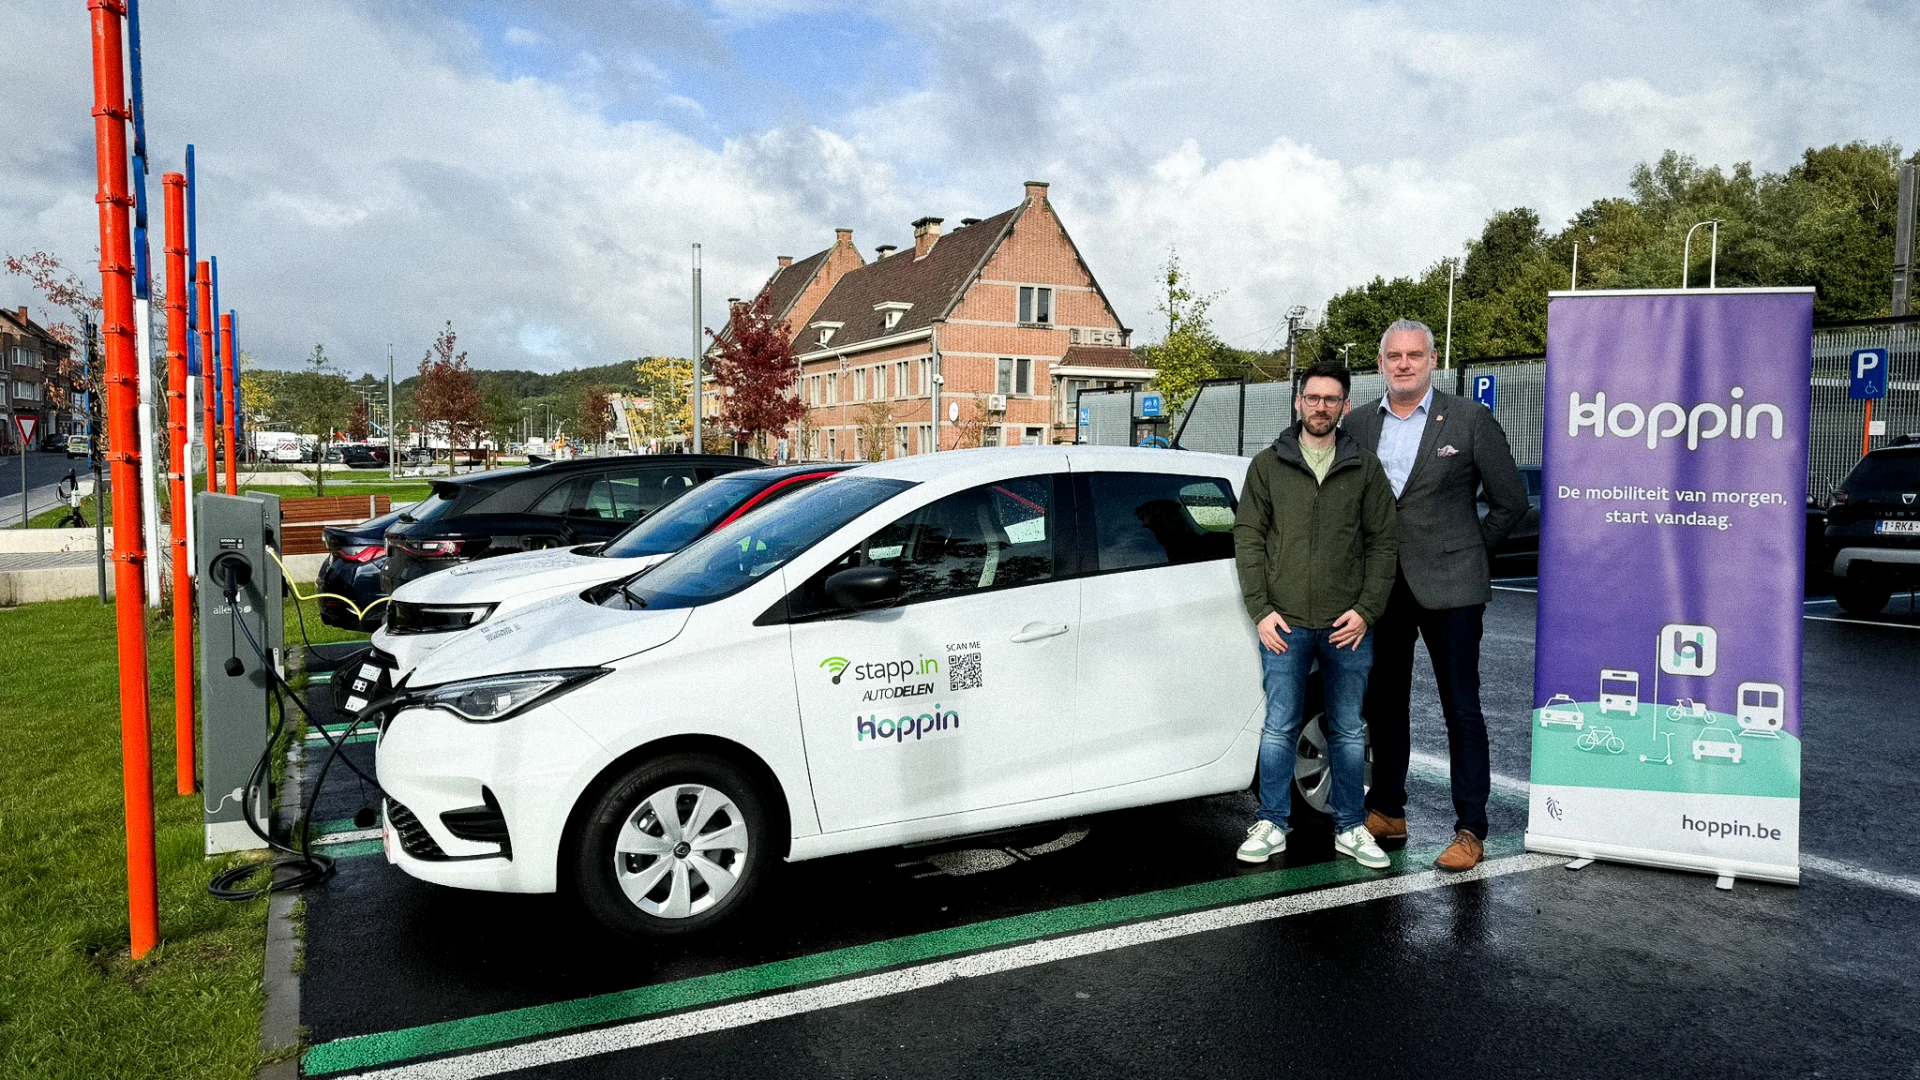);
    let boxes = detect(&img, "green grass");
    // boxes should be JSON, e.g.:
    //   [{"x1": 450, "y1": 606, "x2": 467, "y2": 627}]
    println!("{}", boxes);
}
[
  {"x1": 0, "y1": 599, "x2": 271, "y2": 1079},
  {"x1": 14, "y1": 479, "x2": 434, "y2": 529}
]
